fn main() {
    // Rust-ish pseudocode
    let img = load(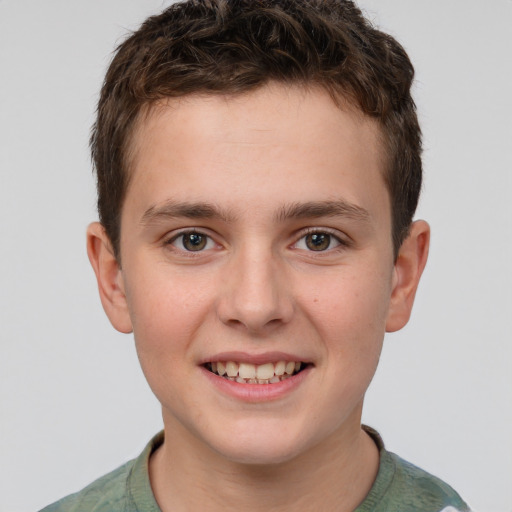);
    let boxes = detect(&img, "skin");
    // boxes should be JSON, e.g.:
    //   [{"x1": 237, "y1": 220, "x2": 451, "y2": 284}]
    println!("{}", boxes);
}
[{"x1": 87, "y1": 84, "x2": 429, "y2": 512}]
